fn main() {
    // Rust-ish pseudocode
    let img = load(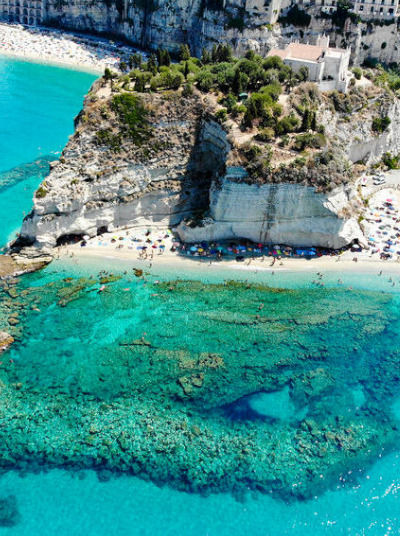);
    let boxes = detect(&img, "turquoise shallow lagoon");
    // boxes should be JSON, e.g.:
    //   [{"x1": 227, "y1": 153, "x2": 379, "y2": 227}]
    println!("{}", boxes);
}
[{"x1": 1, "y1": 57, "x2": 400, "y2": 535}]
